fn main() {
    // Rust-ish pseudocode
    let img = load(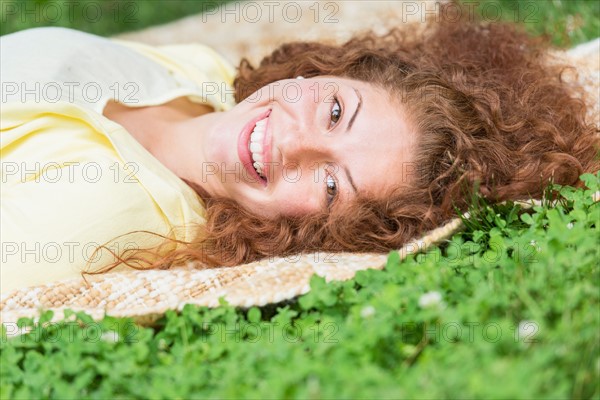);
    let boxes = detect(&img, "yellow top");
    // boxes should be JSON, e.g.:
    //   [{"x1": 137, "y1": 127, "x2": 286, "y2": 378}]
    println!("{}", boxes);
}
[{"x1": 0, "y1": 27, "x2": 237, "y2": 293}]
